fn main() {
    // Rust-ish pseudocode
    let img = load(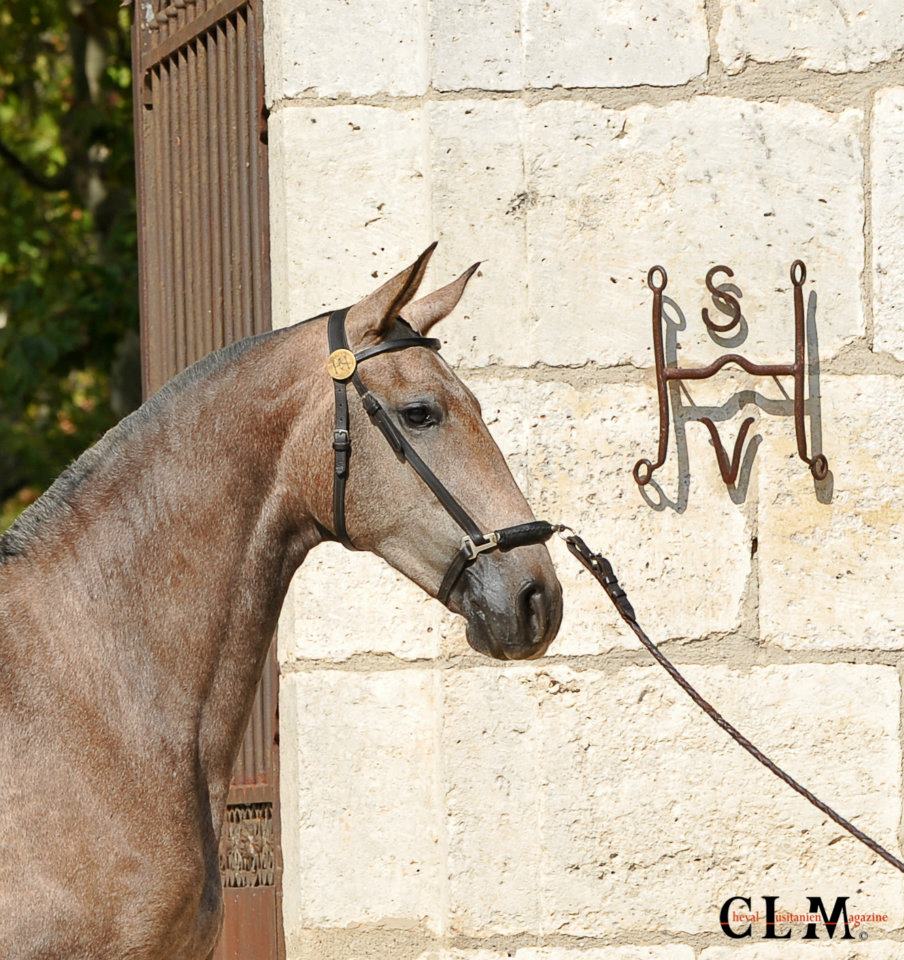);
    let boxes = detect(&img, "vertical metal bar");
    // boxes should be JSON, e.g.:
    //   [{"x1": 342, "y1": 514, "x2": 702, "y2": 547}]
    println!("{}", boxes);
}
[
  {"x1": 239, "y1": 697, "x2": 253, "y2": 784},
  {"x1": 242, "y1": 691, "x2": 255, "y2": 784},
  {"x1": 258, "y1": 640, "x2": 271, "y2": 779},
  {"x1": 159, "y1": 59, "x2": 178, "y2": 384},
  {"x1": 245, "y1": 3, "x2": 263, "y2": 336},
  {"x1": 169, "y1": 53, "x2": 185, "y2": 372},
  {"x1": 146, "y1": 67, "x2": 163, "y2": 394},
  {"x1": 249, "y1": 683, "x2": 262, "y2": 782},
  {"x1": 248, "y1": 0, "x2": 271, "y2": 337},
  {"x1": 789, "y1": 260, "x2": 827, "y2": 480},
  {"x1": 235, "y1": 9, "x2": 253, "y2": 339},
  {"x1": 148, "y1": 60, "x2": 162, "y2": 394},
  {"x1": 266, "y1": 639, "x2": 286, "y2": 960},
  {"x1": 186, "y1": 39, "x2": 204, "y2": 362},
  {"x1": 633, "y1": 266, "x2": 670, "y2": 487},
  {"x1": 251, "y1": 669, "x2": 263, "y2": 780},
  {"x1": 178, "y1": 48, "x2": 193, "y2": 368},
  {"x1": 194, "y1": 35, "x2": 213, "y2": 358},
  {"x1": 147, "y1": 65, "x2": 161, "y2": 394},
  {"x1": 792, "y1": 259, "x2": 807, "y2": 461},
  {"x1": 216, "y1": 21, "x2": 232, "y2": 345},
  {"x1": 132, "y1": 3, "x2": 152, "y2": 397},
  {"x1": 207, "y1": 28, "x2": 225, "y2": 349},
  {"x1": 226, "y1": 14, "x2": 242, "y2": 343}
]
